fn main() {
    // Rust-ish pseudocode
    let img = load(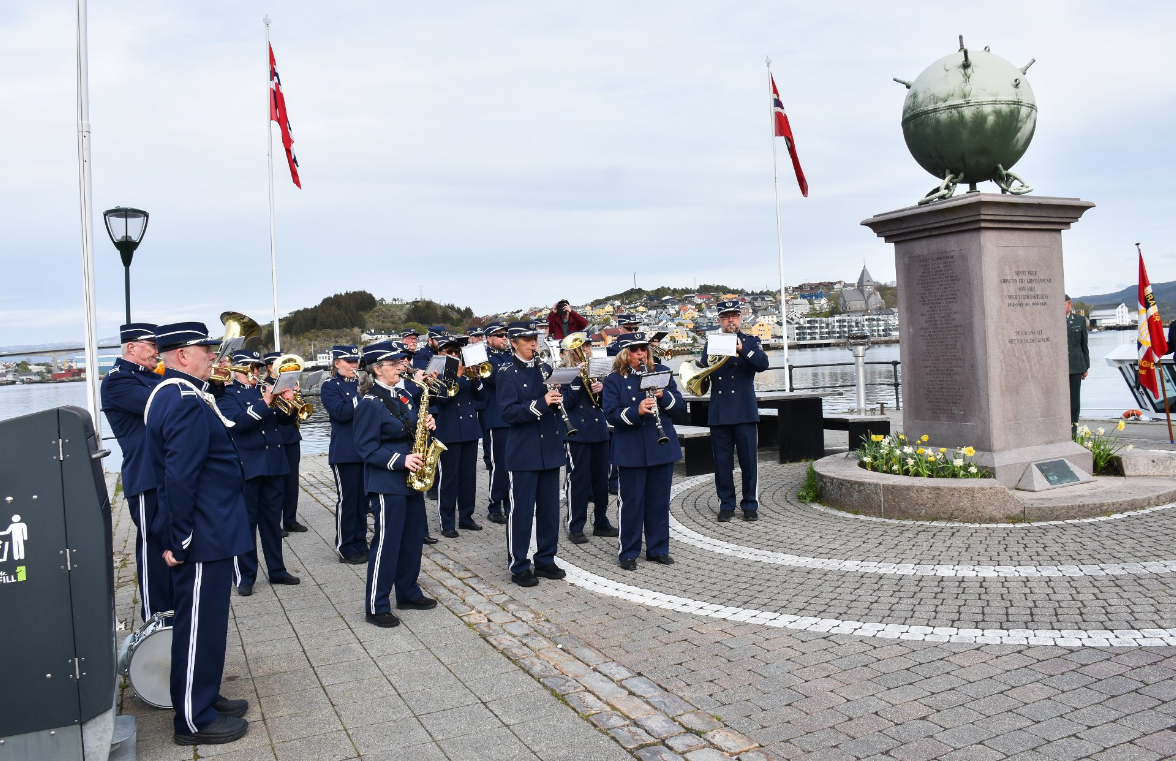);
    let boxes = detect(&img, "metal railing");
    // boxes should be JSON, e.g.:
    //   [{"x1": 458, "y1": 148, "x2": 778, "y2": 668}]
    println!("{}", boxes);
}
[{"x1": 777, "y1": 360, "x2": 903, "y2": 410}]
